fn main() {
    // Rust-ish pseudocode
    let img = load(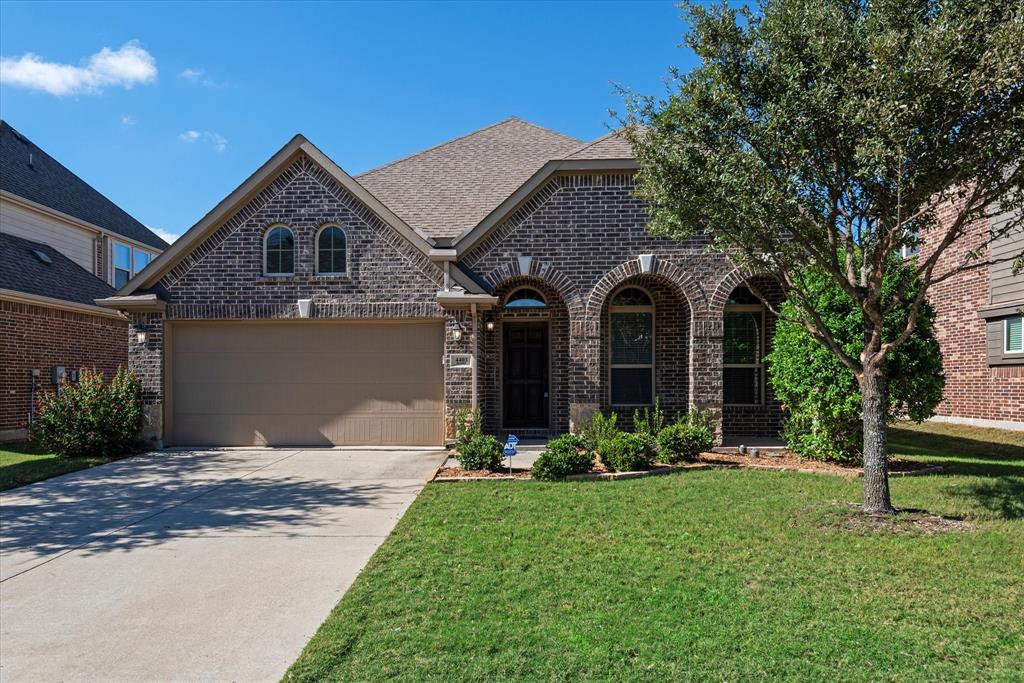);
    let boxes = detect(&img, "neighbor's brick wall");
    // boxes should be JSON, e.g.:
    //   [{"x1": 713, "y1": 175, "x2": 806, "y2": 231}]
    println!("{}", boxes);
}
[
  {"x1": 0, "y1": 300, "x2": 127, "y2": 436},
  {"x1": 922, "y1": 197, "x2": 1024, "y2": 423}
]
